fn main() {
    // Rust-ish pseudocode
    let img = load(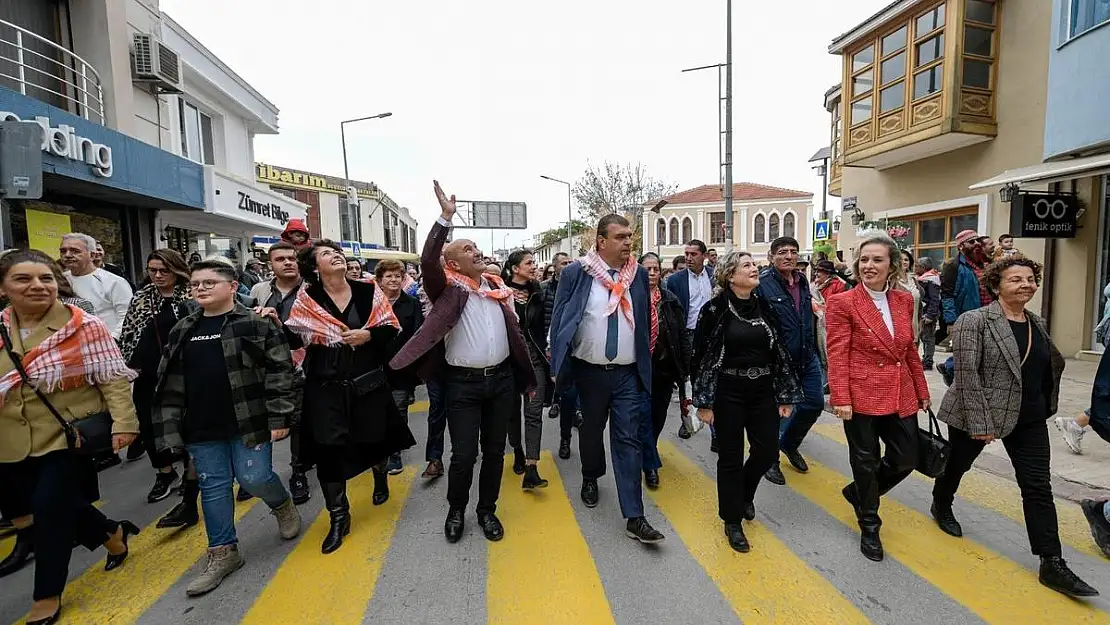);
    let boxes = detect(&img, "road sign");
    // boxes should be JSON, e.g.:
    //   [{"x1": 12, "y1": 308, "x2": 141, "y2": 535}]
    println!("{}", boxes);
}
[
  {"x1": 814, "y1": 219, "x2": 831, "y2": 241},
  {"x1": 457, "y1": 201, "x2": 528, "y2": 229}
]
